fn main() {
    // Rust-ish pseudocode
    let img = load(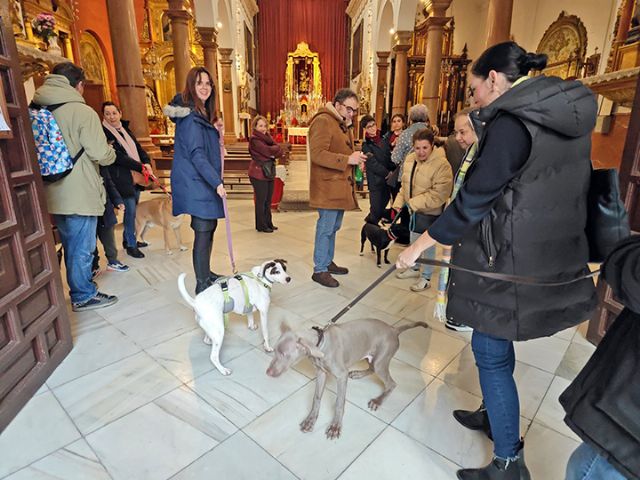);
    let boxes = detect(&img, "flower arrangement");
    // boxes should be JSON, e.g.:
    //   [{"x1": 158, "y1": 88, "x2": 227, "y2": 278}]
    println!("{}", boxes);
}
[{"x1": 31, "y1": 13, "x2": 57, "y2": 41}]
